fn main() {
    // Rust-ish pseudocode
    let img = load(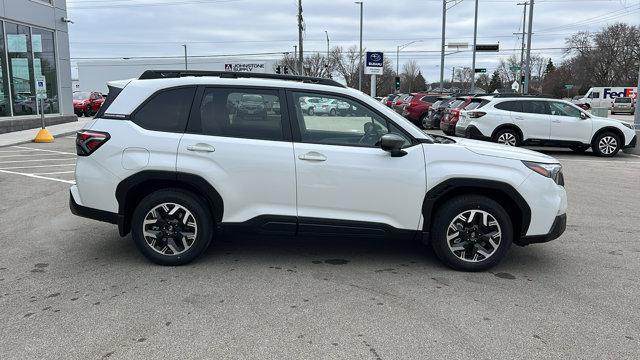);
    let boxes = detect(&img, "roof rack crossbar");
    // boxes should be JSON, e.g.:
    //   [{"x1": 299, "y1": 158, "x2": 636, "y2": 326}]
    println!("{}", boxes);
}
[{"x1": 138, "y1": 70, "x2": 346, "y2": 88}]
